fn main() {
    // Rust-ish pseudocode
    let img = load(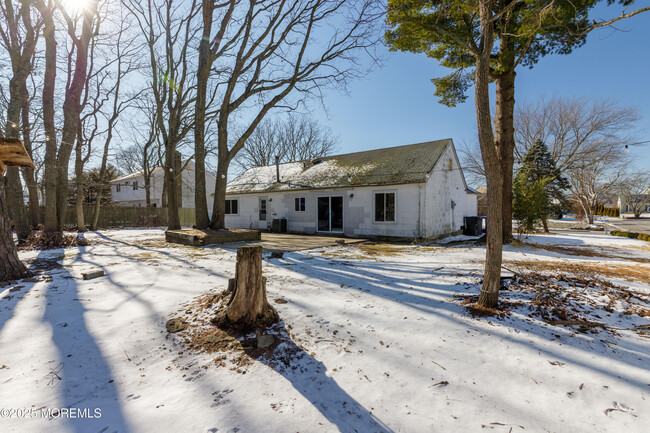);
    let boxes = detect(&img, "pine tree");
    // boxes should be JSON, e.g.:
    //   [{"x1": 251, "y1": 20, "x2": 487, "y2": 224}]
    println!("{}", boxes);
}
[{"x1": 514, "y1": 140, "x2": 569, "y2": 232}]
